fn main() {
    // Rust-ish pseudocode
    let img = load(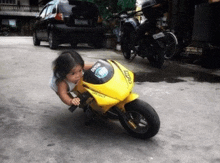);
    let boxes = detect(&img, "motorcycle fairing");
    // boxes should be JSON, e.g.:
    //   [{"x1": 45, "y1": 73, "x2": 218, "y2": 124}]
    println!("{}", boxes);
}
[
  {"x1": 84, "y1": 88, "x2": 119, "y2": 113},
  {"x1": 82, "y1": 60, "x2": 134, "y2": 106},
  {"x1": 83, "y1": 59, "x2": 114, "y2": 84},
  {"x1": 116, "y1": 92, "x2": 139, "y2": 112}
]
